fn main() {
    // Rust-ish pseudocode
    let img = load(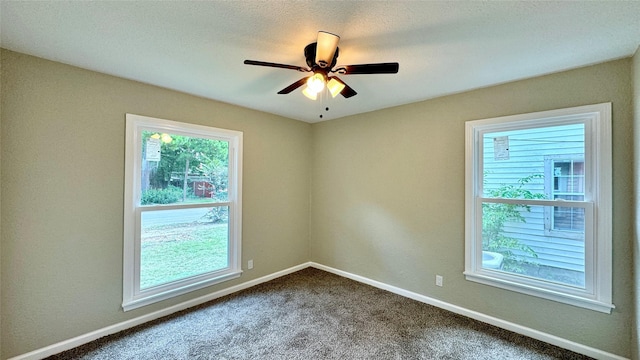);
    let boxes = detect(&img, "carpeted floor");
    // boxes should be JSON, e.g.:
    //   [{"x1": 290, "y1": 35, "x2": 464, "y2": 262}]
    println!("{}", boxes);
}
[{"x1": 48, "y1": 268, "x2": 593, "y2": 359}]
